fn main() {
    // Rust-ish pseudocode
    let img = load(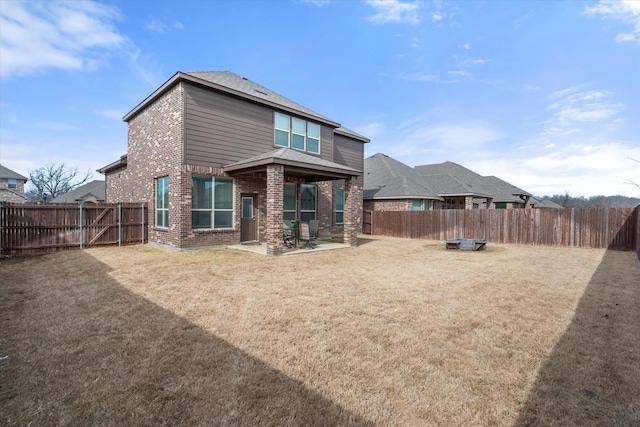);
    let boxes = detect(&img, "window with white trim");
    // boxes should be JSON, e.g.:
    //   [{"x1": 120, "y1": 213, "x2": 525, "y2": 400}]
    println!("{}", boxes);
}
[
  {"x1": 274, "y1": 112, "x2": 320, "y2": 154},
  {"x1": 8, "y1": 179, "x2": 17, "y2": 189},
  {"x1": 335, "y1": 189, "x2": 344, "y2": 224},
  {"x1": 192, "y1": 176, "x2": 234, "y2": 229},
  {"x1": 155, "y1": 176, "x2": 169, "y2": 228},
  {"x1": 300, "y1": 184, "x2": 316, "y2": 222}
]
